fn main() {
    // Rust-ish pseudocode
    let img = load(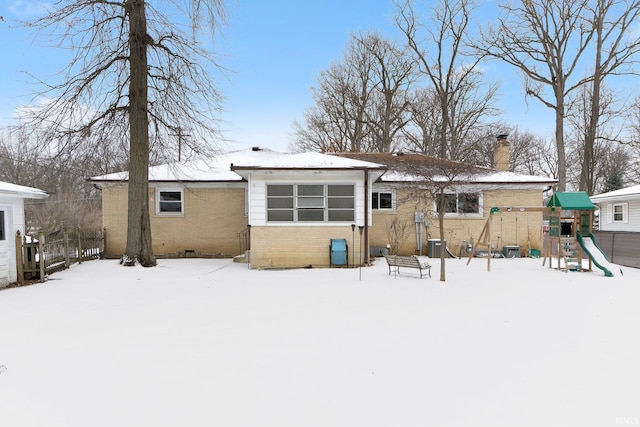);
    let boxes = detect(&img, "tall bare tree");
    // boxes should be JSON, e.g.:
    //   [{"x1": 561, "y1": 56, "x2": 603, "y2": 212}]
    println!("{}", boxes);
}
[
  {"x1": 290, "y1": 32, "x2": 414, "y2": 153},
  {"x1": 578, "y1": 0, "x2": 640, "y2": 193},
  {"x1": 356, "y1": 33, "x2": 415, "y2": 152},
  {"x1": 477, "y1": 0, "x2": 597, "y2": 192},
  {"x1": 21, "y1": 0, "x2": 227, "y2": 266},
  {"x1": 396, "y1": 0, "x2": 499, "y2": 162}
]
